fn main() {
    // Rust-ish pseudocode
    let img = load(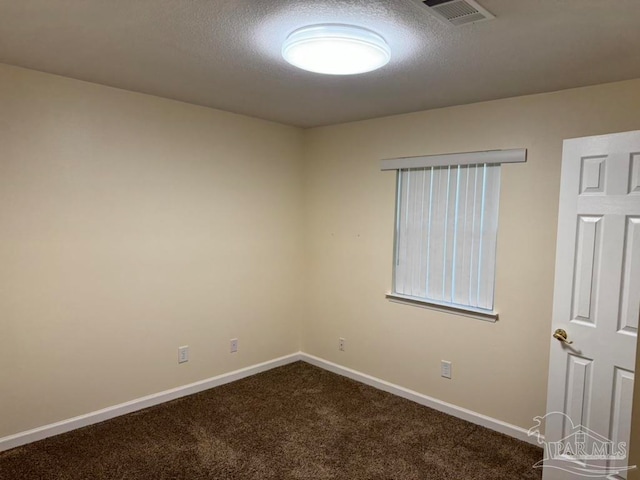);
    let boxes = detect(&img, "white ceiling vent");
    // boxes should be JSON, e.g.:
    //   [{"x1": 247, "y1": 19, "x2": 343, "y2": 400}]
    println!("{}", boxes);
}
[{"x1": 422, "y1": 0, "x2": 495, "y2": 26}]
